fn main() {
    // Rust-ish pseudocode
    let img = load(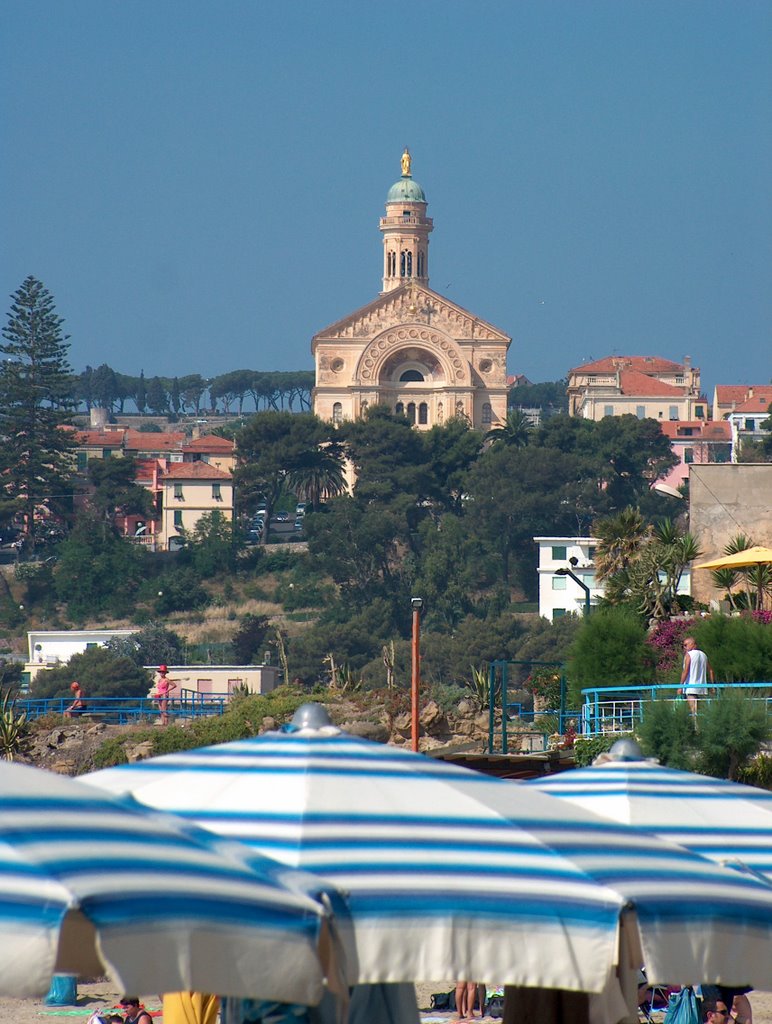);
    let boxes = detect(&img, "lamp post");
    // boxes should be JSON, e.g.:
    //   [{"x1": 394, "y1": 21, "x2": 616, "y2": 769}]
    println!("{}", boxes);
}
[
  {"x1": 555, "y1": 559, "x2": 591, "y2": 616},
  {"x1": 411, "y1": 597, "x2": 423, "y2": 752}
]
